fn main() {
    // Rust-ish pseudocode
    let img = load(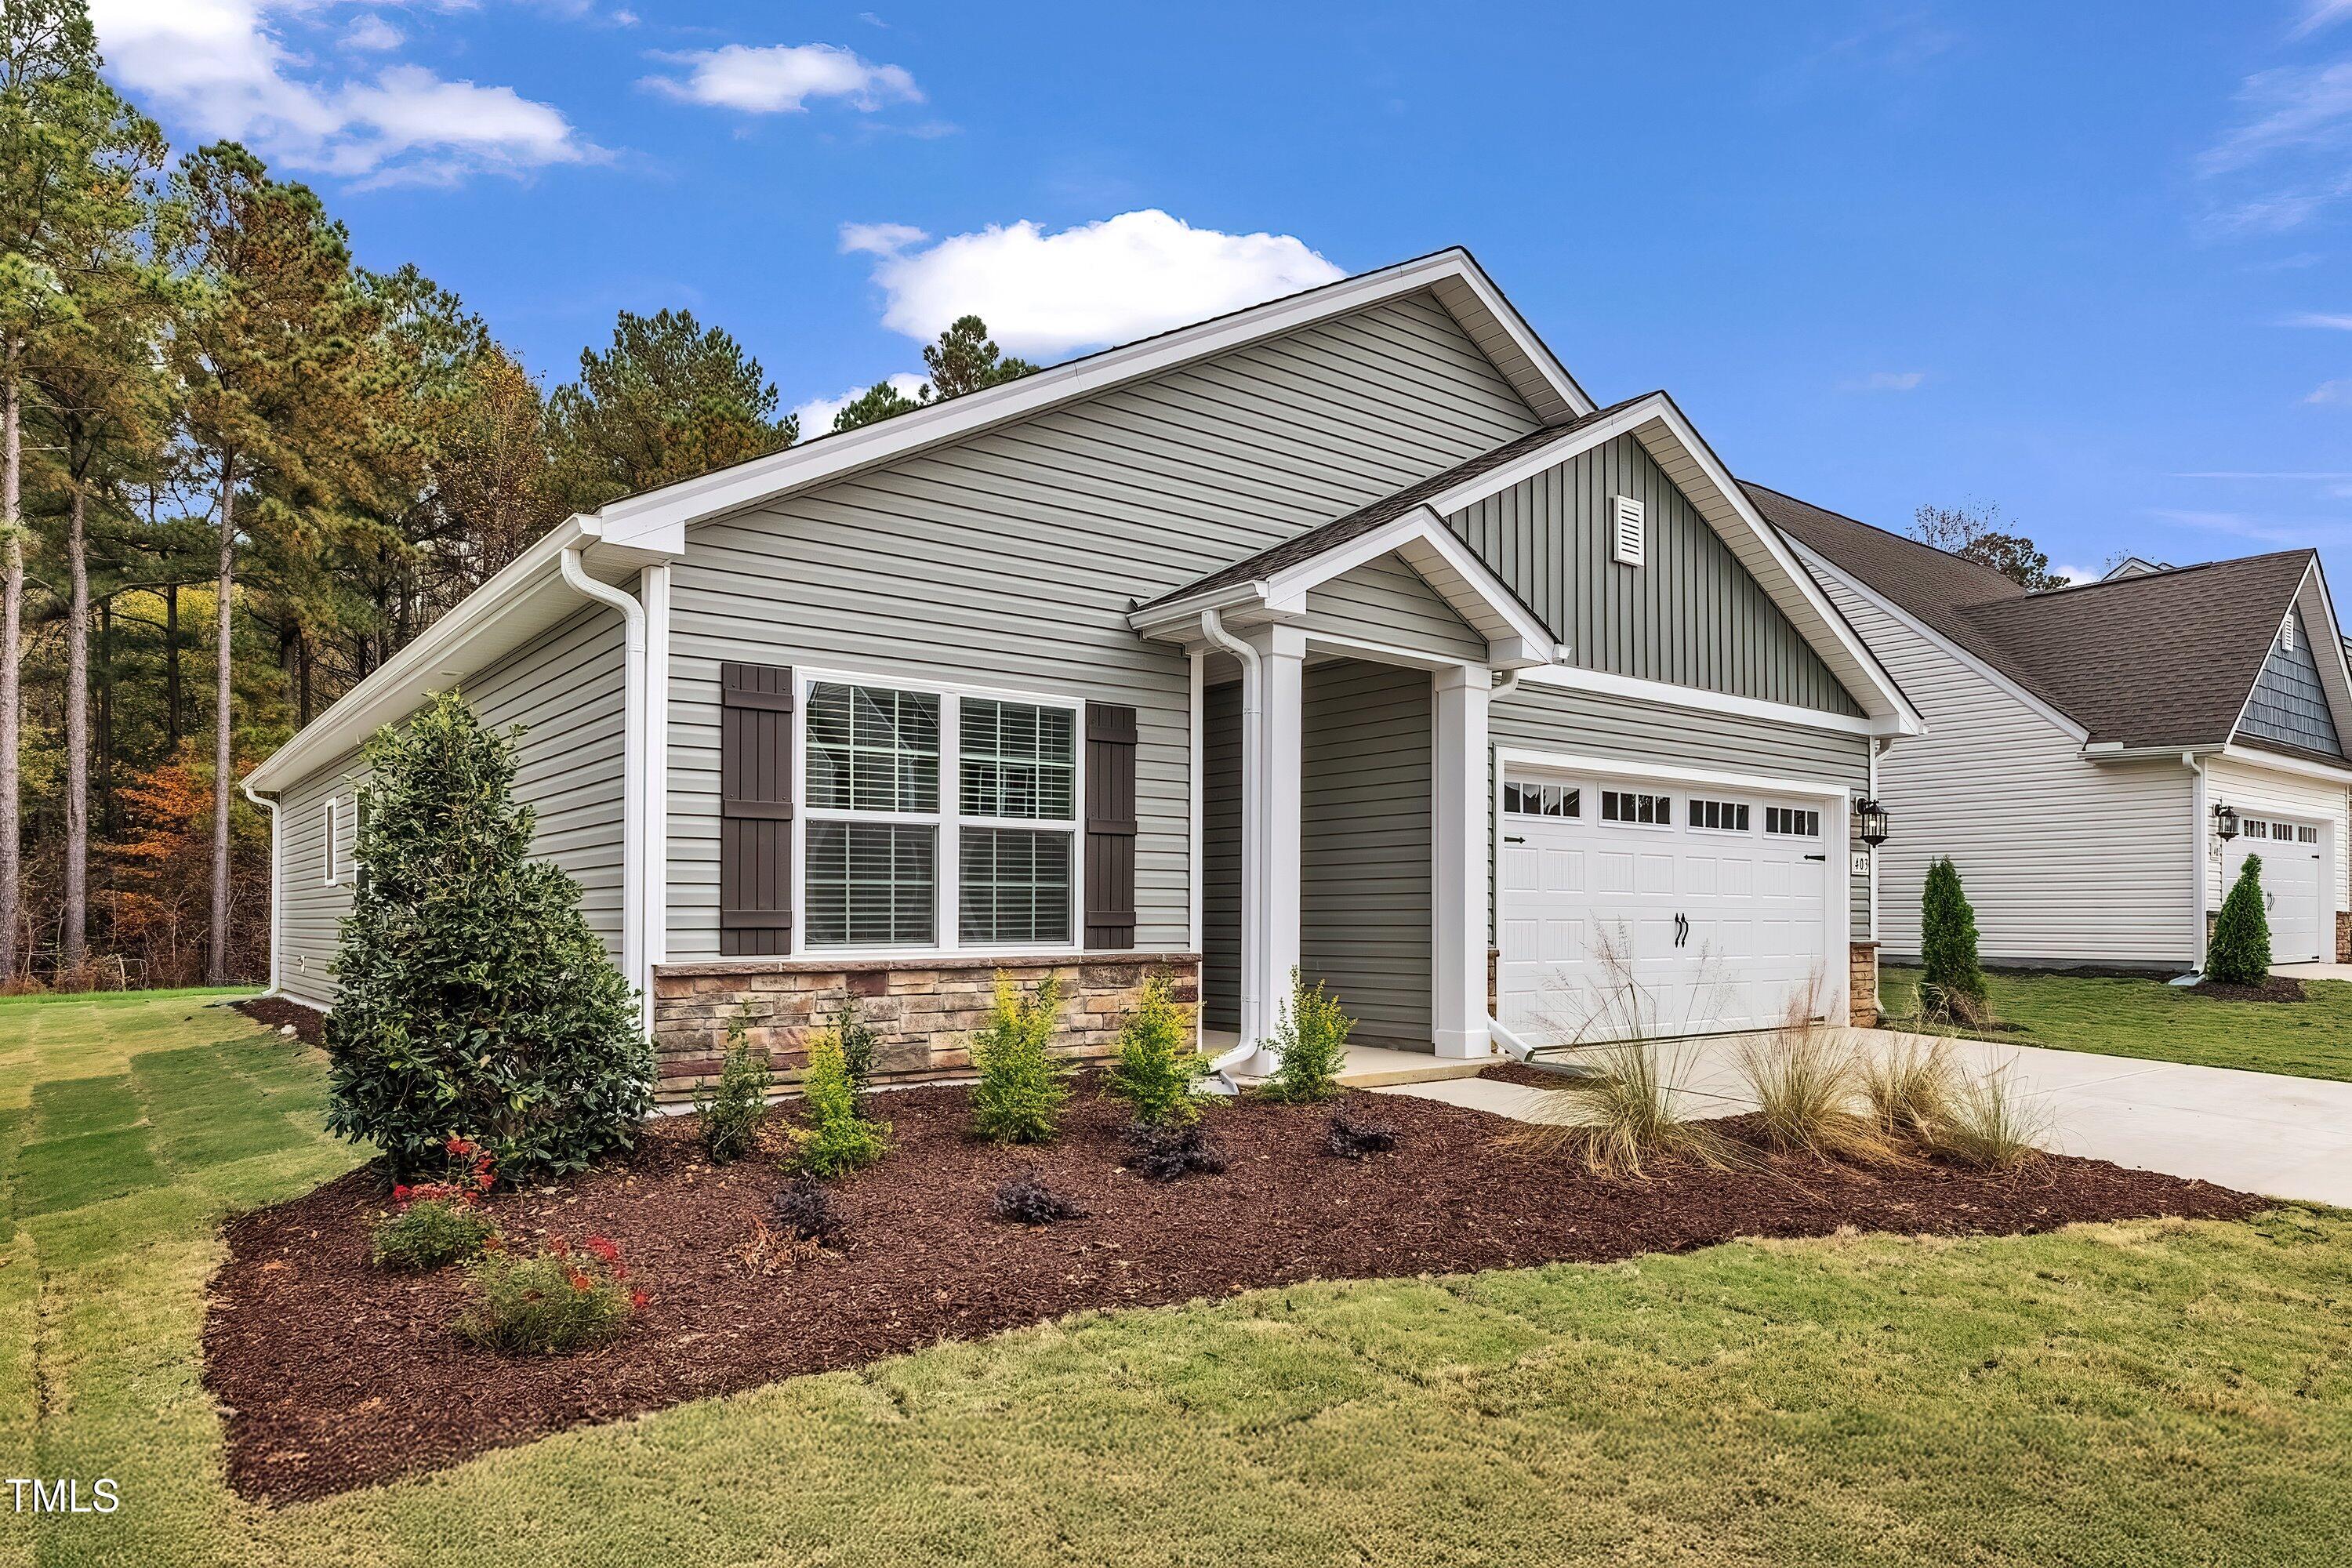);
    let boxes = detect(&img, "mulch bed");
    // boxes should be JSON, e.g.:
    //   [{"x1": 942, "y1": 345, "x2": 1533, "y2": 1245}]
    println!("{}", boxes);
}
[
  {"x1": 2188, "y1": 976, "x2": 2308, "y2": 1004},
  {"x1": 1479, "y1": 1060, "x2": 1588, "y2": 1088},
  {"x1": 204, "y1": 1076, "x2": 2260, "y2": 1504},
  {"x1": 234, "y1": 995, "x2": 326, "y2": 1043}
]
